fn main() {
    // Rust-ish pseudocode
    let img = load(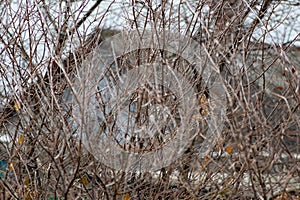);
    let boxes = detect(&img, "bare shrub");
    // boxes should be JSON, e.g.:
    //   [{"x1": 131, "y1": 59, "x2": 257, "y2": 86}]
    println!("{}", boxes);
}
[{"x1": 0, "y1": 0, "x2": 299, "y2": 199}]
